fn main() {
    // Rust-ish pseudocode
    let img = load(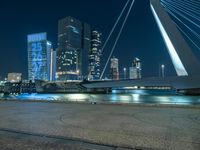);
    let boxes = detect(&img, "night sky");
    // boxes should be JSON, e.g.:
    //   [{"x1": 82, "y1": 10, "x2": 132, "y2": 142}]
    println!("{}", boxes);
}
[{"x1": 0, "y1": 0, "x2": 177, "y2": 80}]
